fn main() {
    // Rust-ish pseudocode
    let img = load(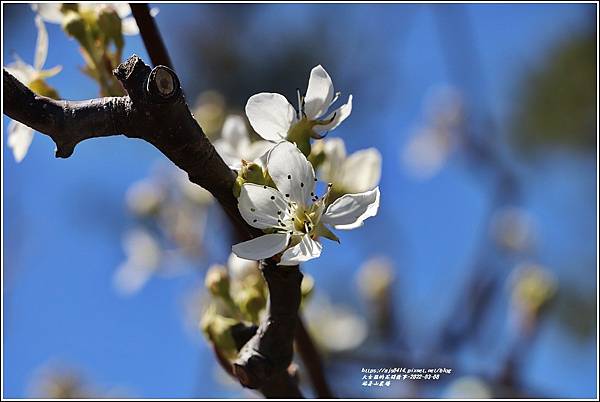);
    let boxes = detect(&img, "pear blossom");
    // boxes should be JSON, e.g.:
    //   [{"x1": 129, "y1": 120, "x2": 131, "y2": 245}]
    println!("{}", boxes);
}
[
  {"x1": 113, "y1": 229, "x2": 162, "y2": 295},
  {"x1": 32, "y1": 3, "x2": 159, "y2": 36},
  {"x1": 232, "y1": 141, "x2": 380, "y2": 265},
  {"x1": 245, "y1": 65, "x2": 352, "y2": 154},
  {"x1": 213, "y1": 115, "x2": 274, "y2": 170},
  {"x1": 402, "y1": 86, "x2": 464, "y2": 179},
  {"x1": 318, "y1": 138, "x2": 382, "y2": 196},
  {"x1": 5, "y1": 15, "x2": 61, "y2": 162}
]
